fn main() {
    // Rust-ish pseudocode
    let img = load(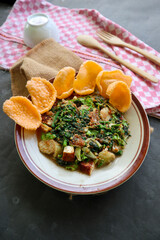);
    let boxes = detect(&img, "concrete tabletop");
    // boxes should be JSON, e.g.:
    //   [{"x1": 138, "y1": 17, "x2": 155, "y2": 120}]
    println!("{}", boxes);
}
[{"x1": 0, "y1": 0, "x2": 160, "y2": 239}]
